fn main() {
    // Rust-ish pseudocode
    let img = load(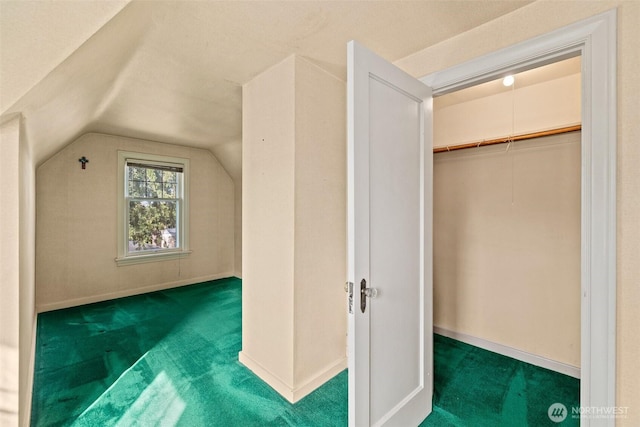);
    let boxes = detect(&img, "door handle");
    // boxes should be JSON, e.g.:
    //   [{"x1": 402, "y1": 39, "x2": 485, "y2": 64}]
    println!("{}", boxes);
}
[{"x1": 360, "y1": 279, "x2": 378, "y2": 313}]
